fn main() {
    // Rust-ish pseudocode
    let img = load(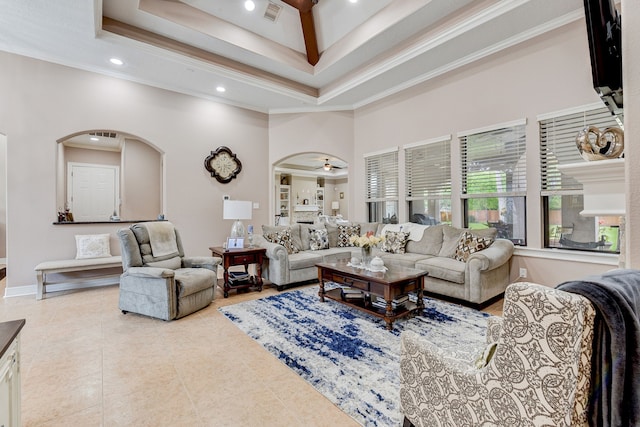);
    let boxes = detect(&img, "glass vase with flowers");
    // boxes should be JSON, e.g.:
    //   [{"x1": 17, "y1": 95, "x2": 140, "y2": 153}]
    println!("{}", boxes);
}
[{"x1": 349, "y1": 231, "x2": 385, "y2": 267}]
